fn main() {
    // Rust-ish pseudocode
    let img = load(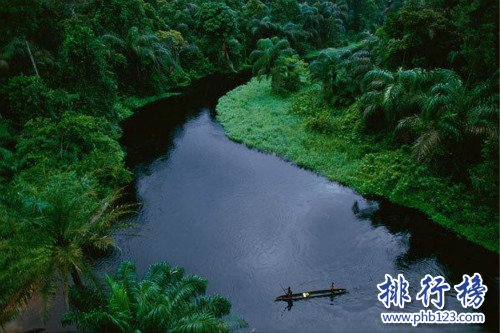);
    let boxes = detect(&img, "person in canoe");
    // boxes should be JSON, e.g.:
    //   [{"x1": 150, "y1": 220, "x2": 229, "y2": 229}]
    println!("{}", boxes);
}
[
  {"x1": 286, "y1": 286, "x2": 293, "y2": 297},
  {"x1": 331, "y1": 282, "x2": 336, "y2": 292}
]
